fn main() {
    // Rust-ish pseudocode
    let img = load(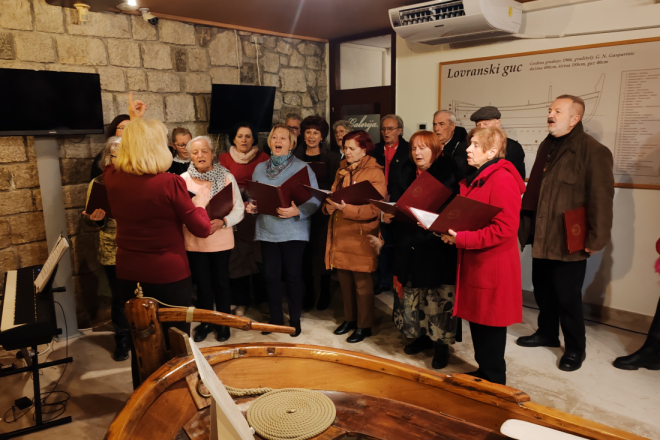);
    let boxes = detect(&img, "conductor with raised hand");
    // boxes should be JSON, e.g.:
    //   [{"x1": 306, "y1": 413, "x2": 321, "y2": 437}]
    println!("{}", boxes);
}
[{"x1": 104, "y1": 93, "x2": 212, "y2": 389}]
